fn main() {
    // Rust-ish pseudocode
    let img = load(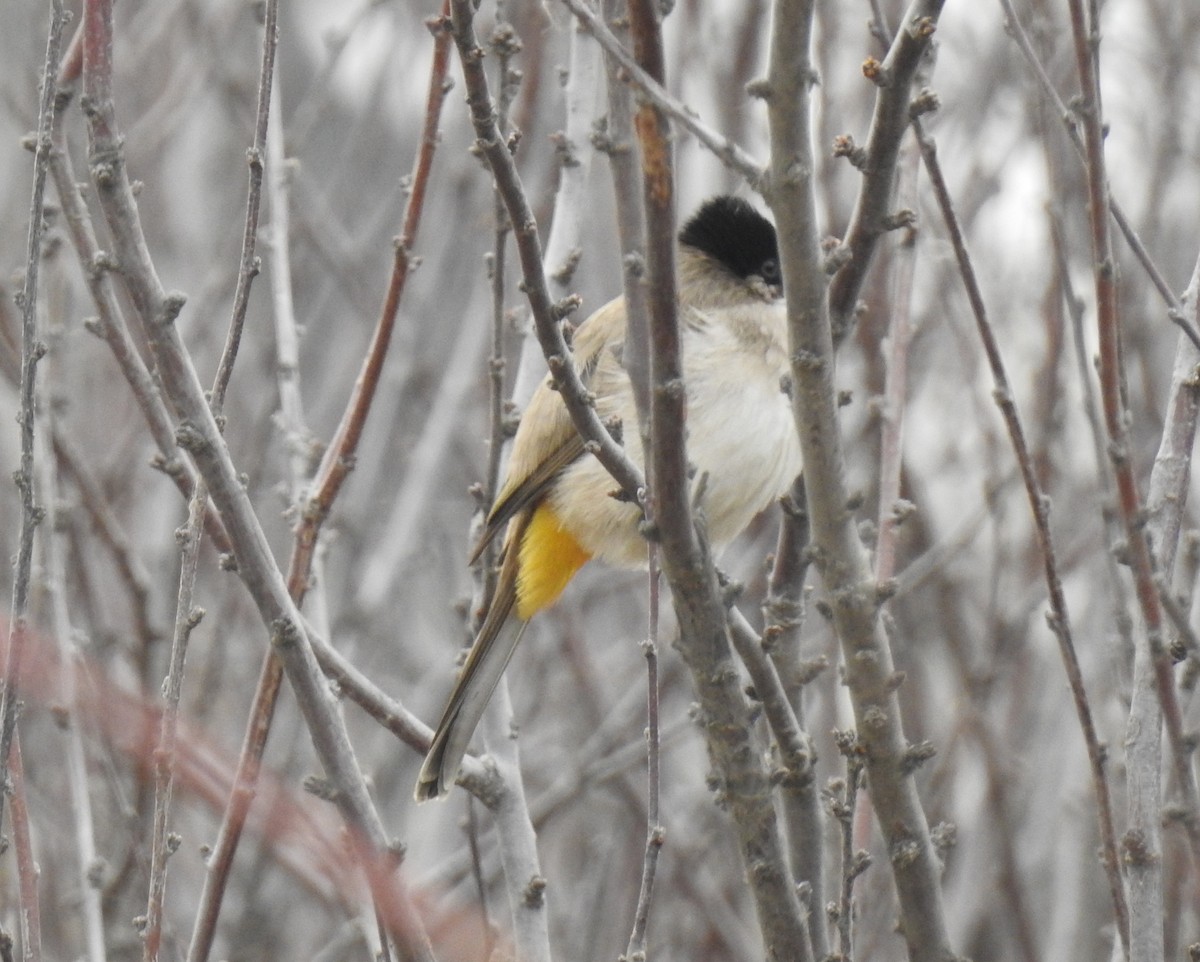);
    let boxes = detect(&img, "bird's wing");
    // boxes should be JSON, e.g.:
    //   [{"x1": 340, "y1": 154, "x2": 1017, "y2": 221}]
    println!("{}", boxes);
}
[{"x1": 470, "y1": 296, "x2": 627, "y2": 563}]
